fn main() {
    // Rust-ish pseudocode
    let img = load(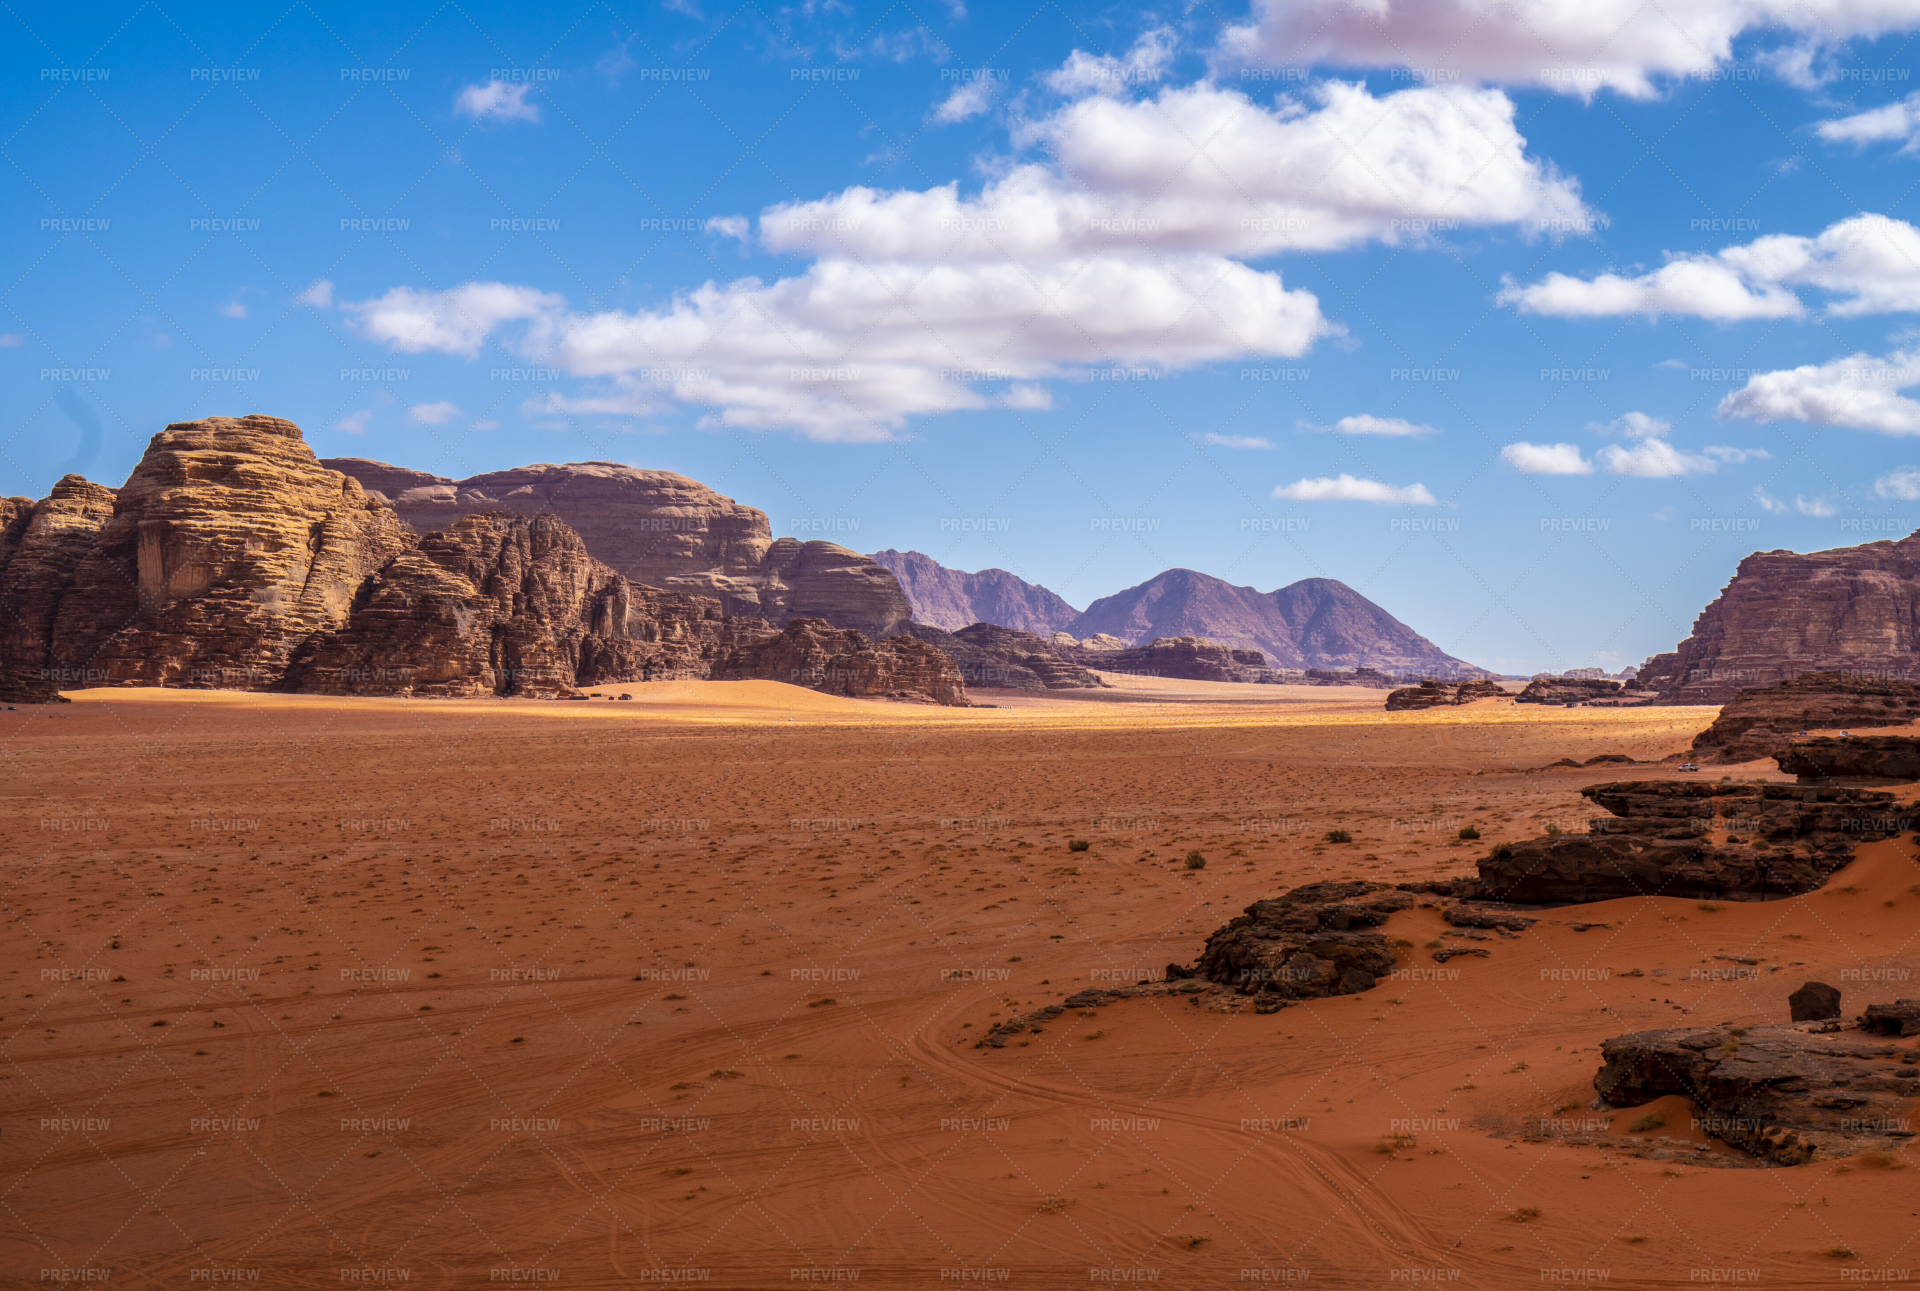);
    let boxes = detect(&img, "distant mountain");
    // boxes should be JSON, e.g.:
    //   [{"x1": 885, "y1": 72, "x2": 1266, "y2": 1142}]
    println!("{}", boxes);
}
[
  {"x1": 1068, "y1": 569, "x2": 1486, "y2": 676},
  {"x1": 870, "y1": 549, "x2": 1080, "y2": 634}
]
